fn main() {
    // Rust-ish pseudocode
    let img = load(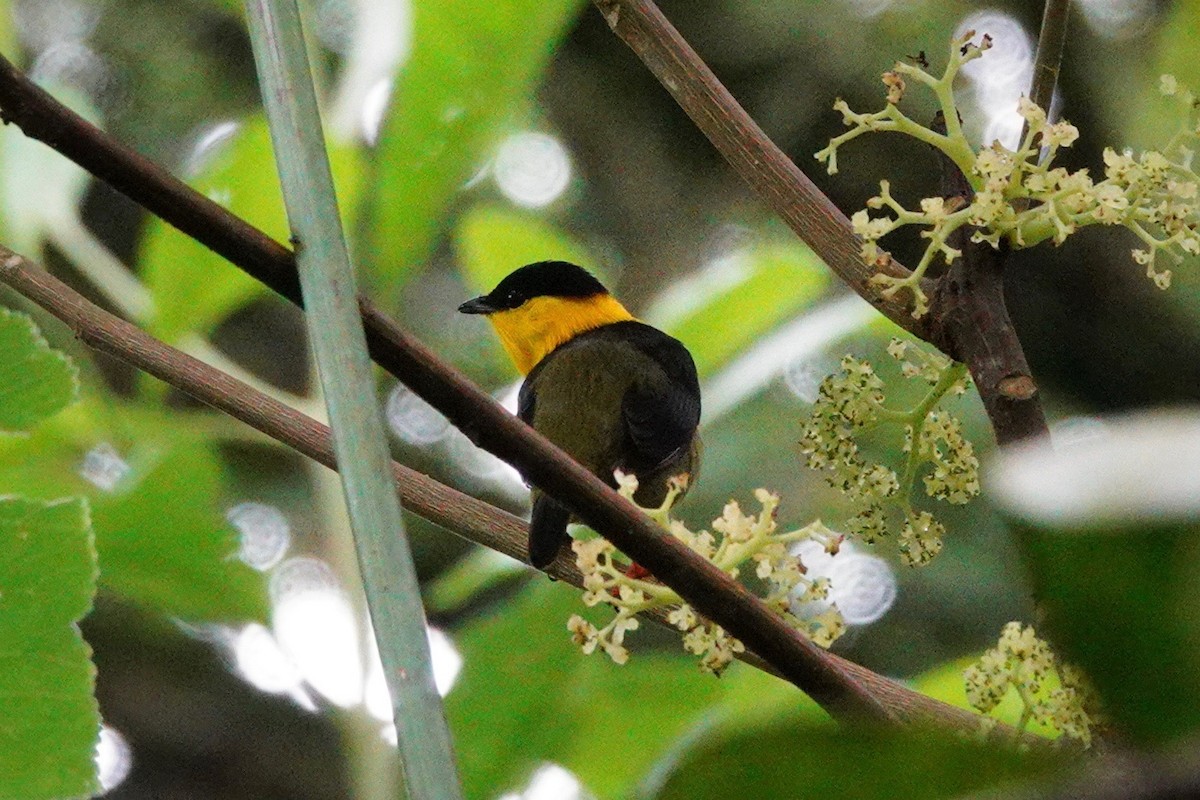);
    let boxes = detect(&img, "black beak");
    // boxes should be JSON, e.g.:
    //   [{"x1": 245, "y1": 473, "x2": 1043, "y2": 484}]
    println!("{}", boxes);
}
[{"x1": 458, "y1": 296, "x2": 496, "y2": 315}]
